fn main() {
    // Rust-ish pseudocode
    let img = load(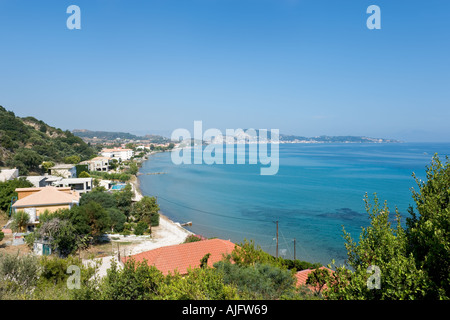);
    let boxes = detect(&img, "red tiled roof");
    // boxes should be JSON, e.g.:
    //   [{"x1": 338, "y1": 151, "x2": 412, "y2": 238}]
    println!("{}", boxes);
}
[
  {"x1": 122, "y1": 238, "x2": 236, "y2": 275},
  {"x1": 295, "y1": 266, "x2": 334, "y2": 293}
]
